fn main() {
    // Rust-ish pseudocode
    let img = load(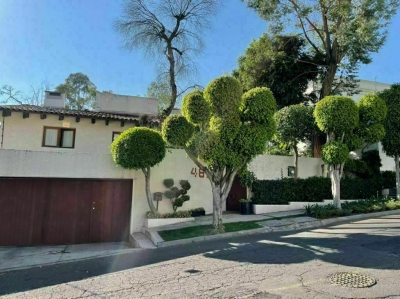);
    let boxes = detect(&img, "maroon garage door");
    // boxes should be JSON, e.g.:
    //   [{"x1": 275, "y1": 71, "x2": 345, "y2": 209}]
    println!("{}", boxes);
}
[{"x1": 0, "y1": 178, "x2": 132, "y2": 246}]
